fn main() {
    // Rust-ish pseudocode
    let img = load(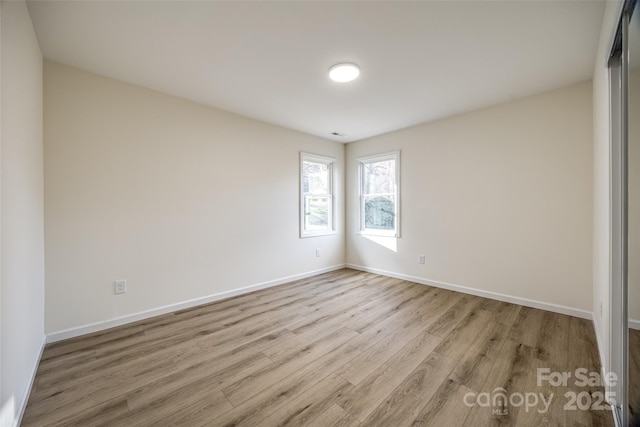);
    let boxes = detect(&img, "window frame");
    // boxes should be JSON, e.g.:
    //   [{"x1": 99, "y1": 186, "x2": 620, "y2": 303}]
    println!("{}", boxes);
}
[
  {"x1": 300, "y1": 152, "x2": 336, "y2": 238},
  {"x1": 357, "y1": 150, "x2": 401, "y2": 237}
]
